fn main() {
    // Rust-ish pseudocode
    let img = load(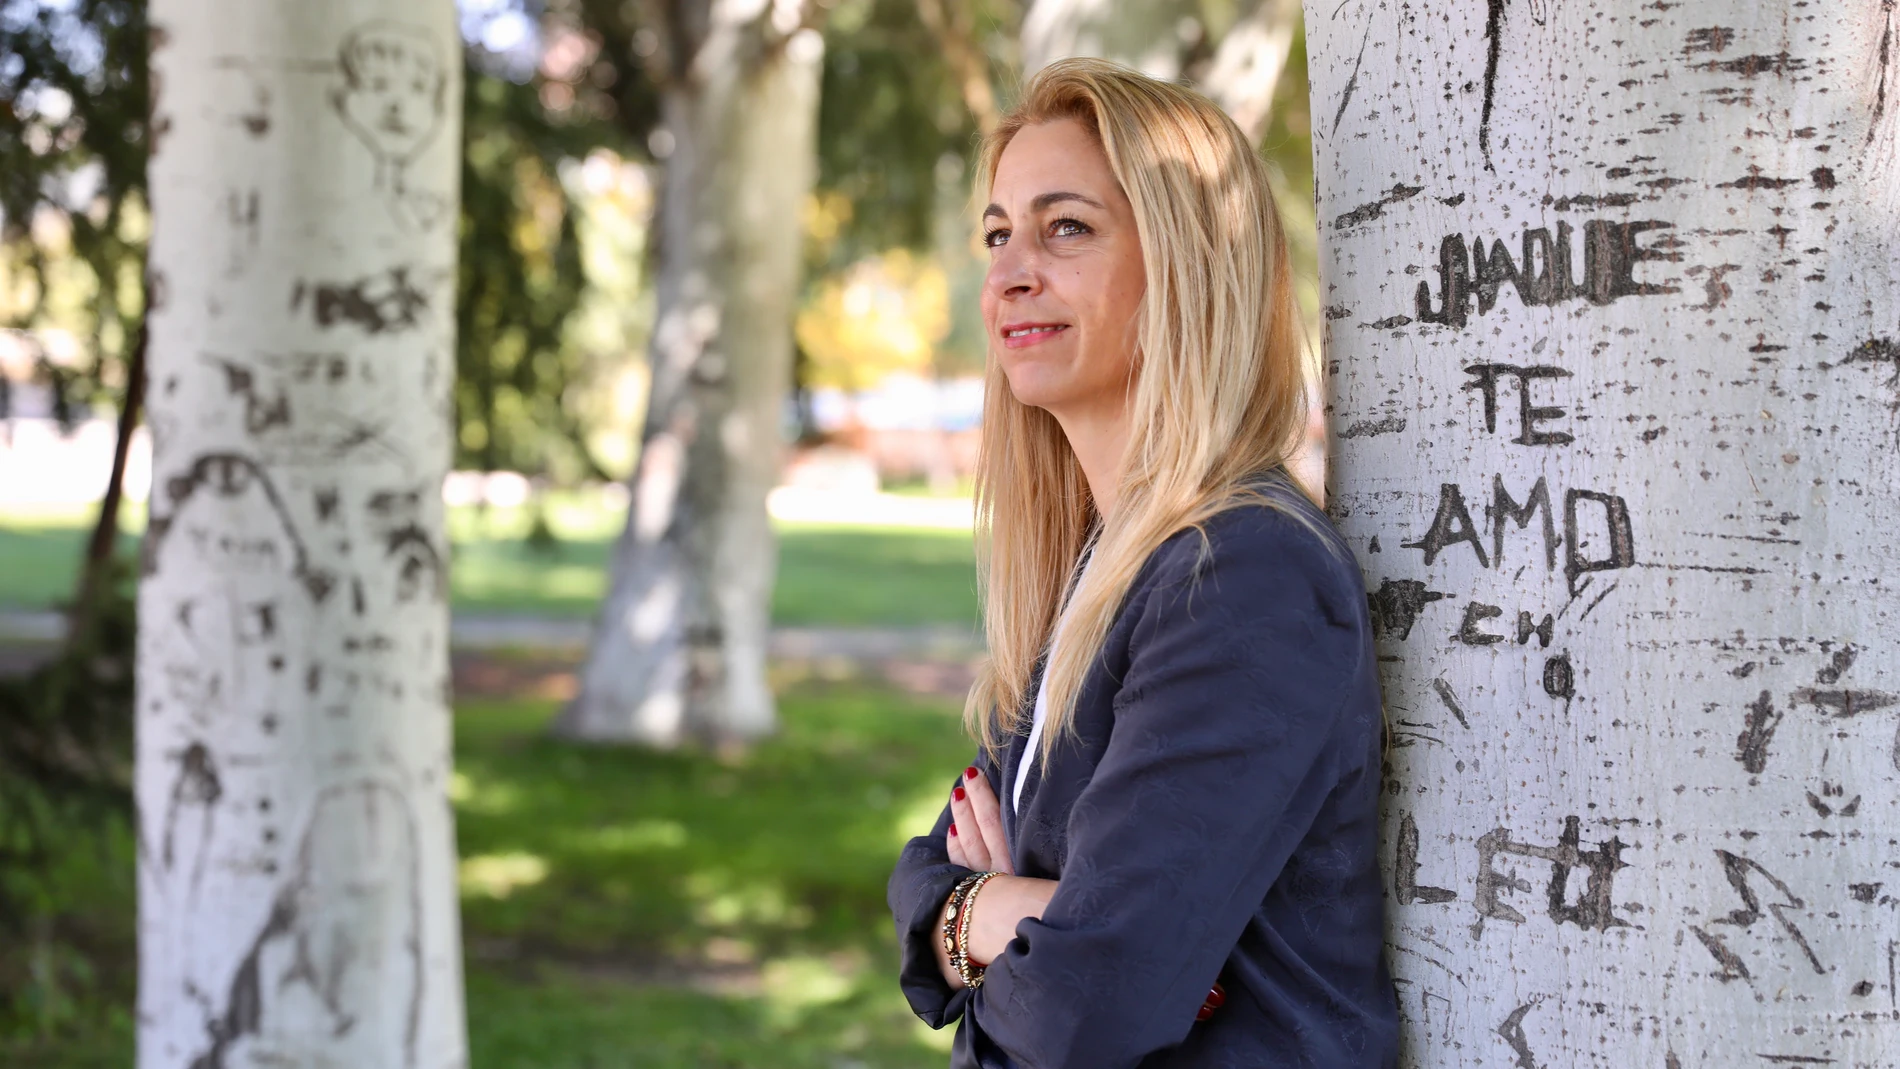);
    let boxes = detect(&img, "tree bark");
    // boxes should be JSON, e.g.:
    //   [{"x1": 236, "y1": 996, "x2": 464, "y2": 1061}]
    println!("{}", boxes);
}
[
  {"x1": 1308, "y1": 1, "x2": 1900, "y2": 1064},
  {"x1": 556, "y1": 7, "x2": 825, "y2": 747},
  {"x1": 139, "y1": 4, "x2": 466, "y2": 1066}
]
